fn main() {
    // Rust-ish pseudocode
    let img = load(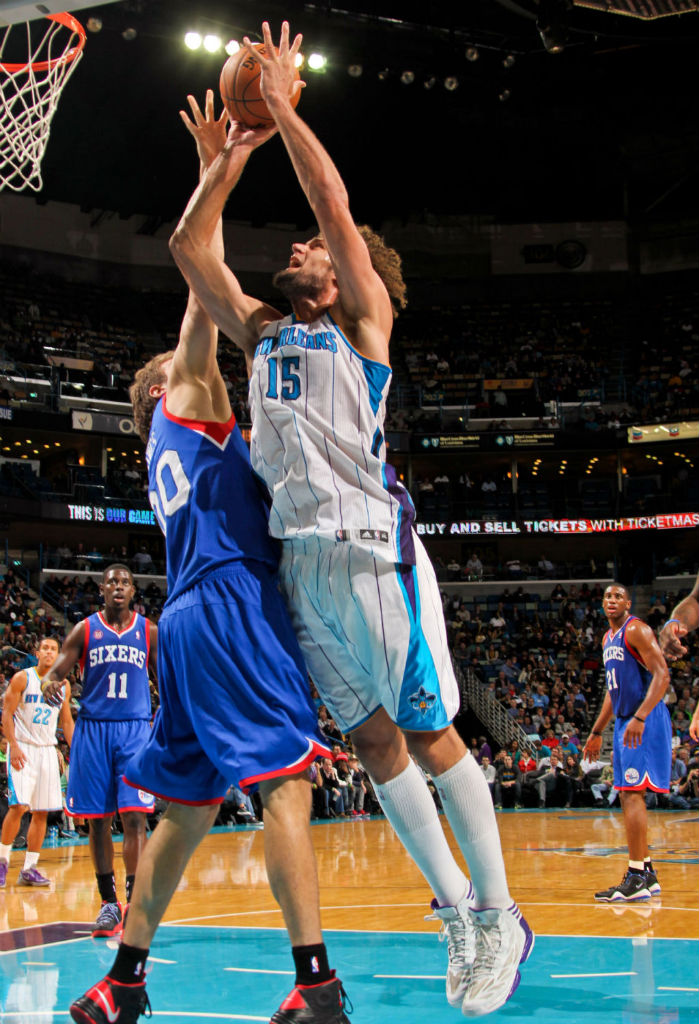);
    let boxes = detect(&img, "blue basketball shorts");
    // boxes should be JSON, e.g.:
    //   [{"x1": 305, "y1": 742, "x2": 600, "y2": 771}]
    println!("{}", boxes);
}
[
  {"x1": 66, "y1": 717, "x2": 155, "y2": 817},
  {"x1": 279, "y1": 534, "x2": 460, "y2": 734},
  {"x1": 613, "y1": 701, "x2": 672, "y2": 792},
  {"x1": 124, "y1": 563, "x2": 330, "y2": 804}
]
